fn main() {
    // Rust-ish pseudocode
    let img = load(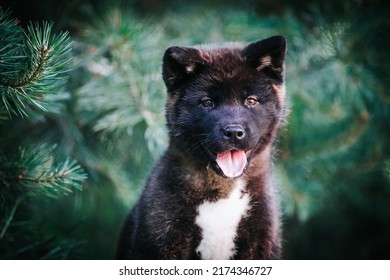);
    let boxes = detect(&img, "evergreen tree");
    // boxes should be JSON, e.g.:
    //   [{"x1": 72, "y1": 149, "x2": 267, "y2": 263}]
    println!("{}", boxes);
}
[{"x1": 0, "y1": 9, "x2": 86, "y2": 259}]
